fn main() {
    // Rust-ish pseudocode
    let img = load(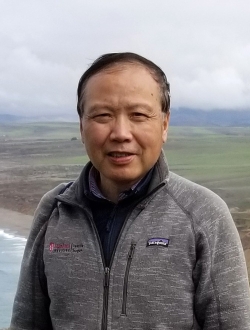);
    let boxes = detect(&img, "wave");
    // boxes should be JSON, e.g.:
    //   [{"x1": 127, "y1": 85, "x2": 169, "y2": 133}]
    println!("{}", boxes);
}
[{"x1": 0, "y1": 229, "x2": 27, "y2": 242}]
